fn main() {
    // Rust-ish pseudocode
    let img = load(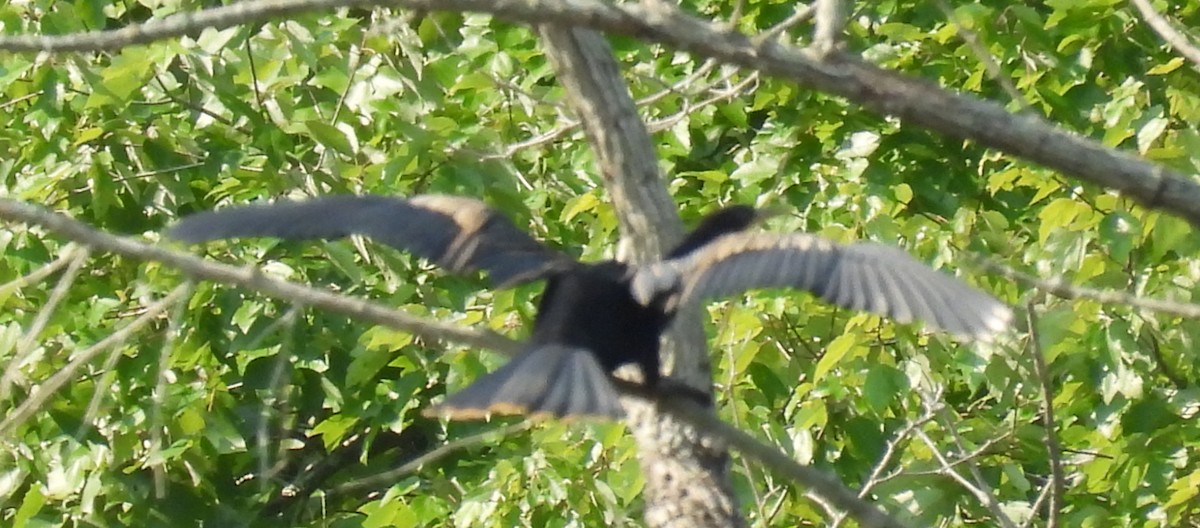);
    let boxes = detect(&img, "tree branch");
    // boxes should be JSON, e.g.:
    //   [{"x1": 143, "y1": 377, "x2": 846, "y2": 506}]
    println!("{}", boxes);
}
[
  {"x1": 1130, "y1": 0, "x2": 1200, "y2": 71},
  {"x1": 0, "y1": 197, "x2": 910, "y2": 528},
  {"x1": 0, "y1": 198, "x2": 518, "y2": 355},
  {"x1": 1025, "y1": 303, "x2": 1064, "y2": 528},
  {"x1": 2, "y1": 0, "x2": 1196, "y2": 228},
  {"x1": 977, "y1": 257, "x2": 1200, "y2": 318},
  {"x1": 0, "y1": 284, "x2": 192, "y2": 438},
  {"x1": 537, "y1": 24, "x2": 741, "y2": 528}
]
